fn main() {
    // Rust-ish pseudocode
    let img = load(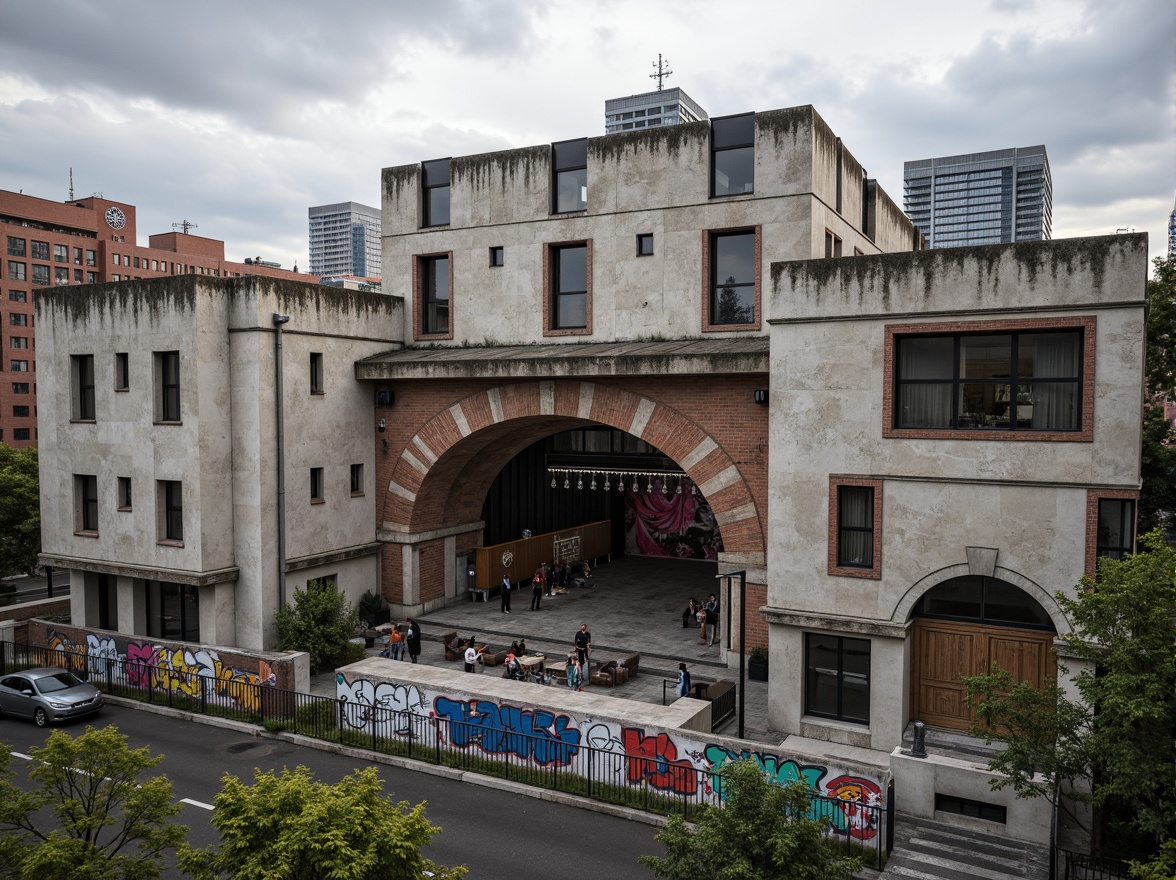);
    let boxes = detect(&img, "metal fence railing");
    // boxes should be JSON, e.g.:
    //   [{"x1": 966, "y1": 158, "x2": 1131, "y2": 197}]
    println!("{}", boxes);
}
[
  {"x1": 0, "y1": 640, "x2": 889, "y2": 868},
  {"x1": 1060, "y1": 850, "x2": 1129, "y2": 880}
]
